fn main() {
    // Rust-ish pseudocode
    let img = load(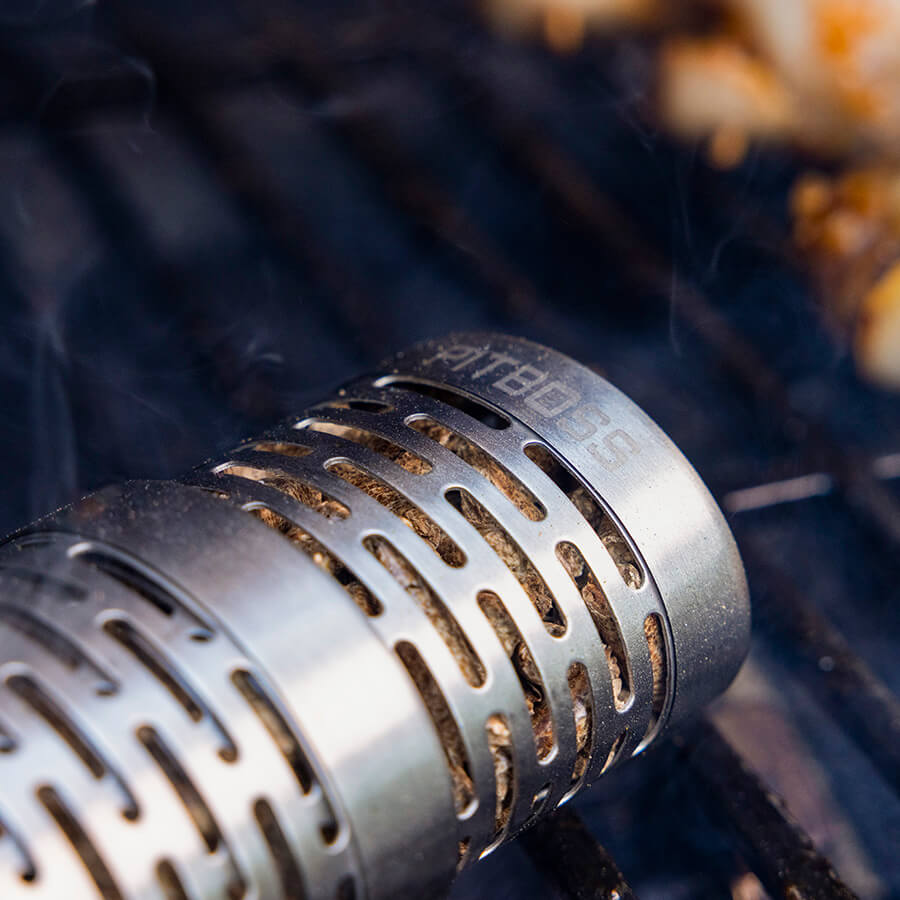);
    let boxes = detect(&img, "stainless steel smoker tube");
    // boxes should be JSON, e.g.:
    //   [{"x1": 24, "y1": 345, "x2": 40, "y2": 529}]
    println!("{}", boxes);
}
[{"x1": 0, "y1": 332, "x2": 750, "y2": 900}]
